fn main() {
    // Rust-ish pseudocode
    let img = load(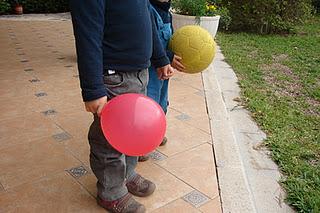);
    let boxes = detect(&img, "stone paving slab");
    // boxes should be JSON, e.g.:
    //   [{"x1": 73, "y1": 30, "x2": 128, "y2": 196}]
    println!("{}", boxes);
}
[{"x1": 0, "y1": 19, "x2": 221, "y2": 212}]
